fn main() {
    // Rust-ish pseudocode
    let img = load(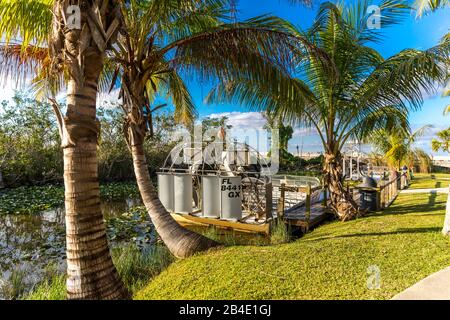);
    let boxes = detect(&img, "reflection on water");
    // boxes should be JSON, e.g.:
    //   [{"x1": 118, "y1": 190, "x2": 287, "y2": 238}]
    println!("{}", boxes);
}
[
  {"x1": 0, "y1": 198, "x2": 146, "y2": 299},
  {"x1": 101, "y1": 198, "x2": 142, "y2": 218}
]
